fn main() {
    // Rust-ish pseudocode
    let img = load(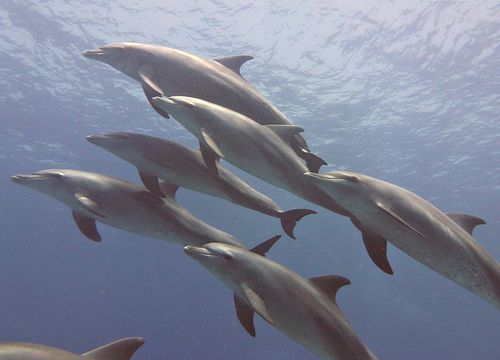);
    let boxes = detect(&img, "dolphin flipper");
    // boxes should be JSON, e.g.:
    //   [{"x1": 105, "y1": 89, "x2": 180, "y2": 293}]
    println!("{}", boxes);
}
[
  {"x1": 72, "y1": 211, "x2": 101, "y2": 242},
  {"x1": 199, "y1": 137, "x2": 221, "y2": 175},
  {"x1": 138, "y1": 66, "x2": 170, "y2": 119},
  {"x1": 241, "y1": 283, "x2": 274, "y2": 325},
  {"x1": 214, "y1": 55, "x2": 254, "y2": 78},
  {"x1": 138, "y1": 171, "x2": 165, "y2": 198},
  {"x1": 362, "y1": 230, "x2": 394, "y2": 275},
  {"x1": 75, "y1": 193, "x2": 107, "y2": 218},
  {"x1": 234, "y1": 294, "x2": 256, "y2": 337},
  {"x1": 376, "y1": 202, "x2": 429, "y2": 241},
  {"x1": 82, "y1": 337, "x2": 145, "y2": 360},
  {"x1": 158, "y1": 181, "x2": 179, "y2": 200},
  {"x1": 309, "y1": 275, "x2": 351, "y2": 308},
  {"x1": 446, "y1": 213, "x2": 486, "y2": 235}
]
